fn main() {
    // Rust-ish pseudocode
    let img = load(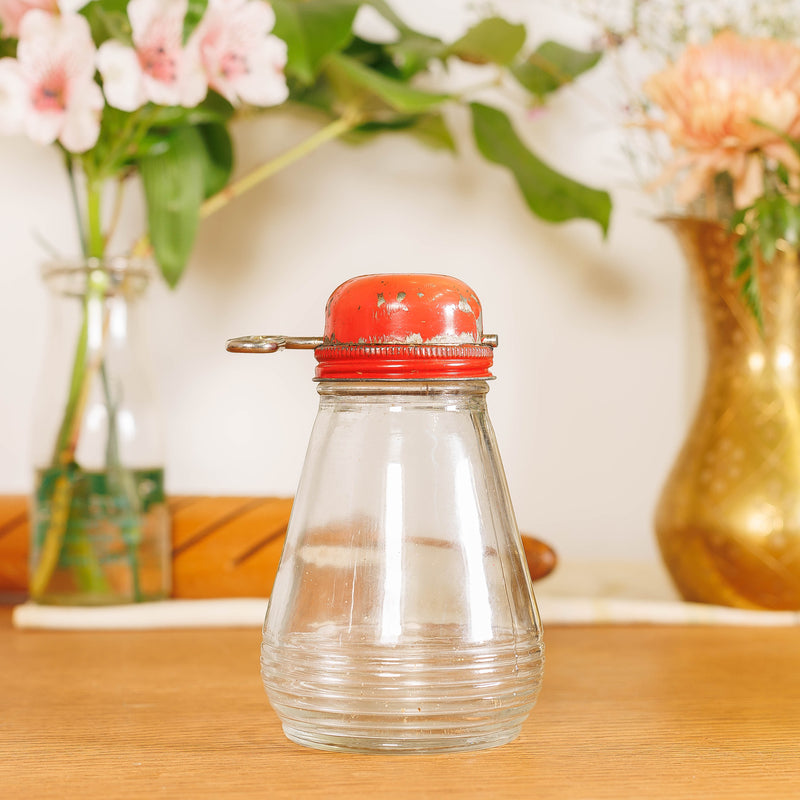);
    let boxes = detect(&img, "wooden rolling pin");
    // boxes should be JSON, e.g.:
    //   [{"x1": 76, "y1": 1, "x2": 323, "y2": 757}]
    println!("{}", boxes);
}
[{"x1": 0, "y1": 495, "x2": 556, "y2": 598}]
